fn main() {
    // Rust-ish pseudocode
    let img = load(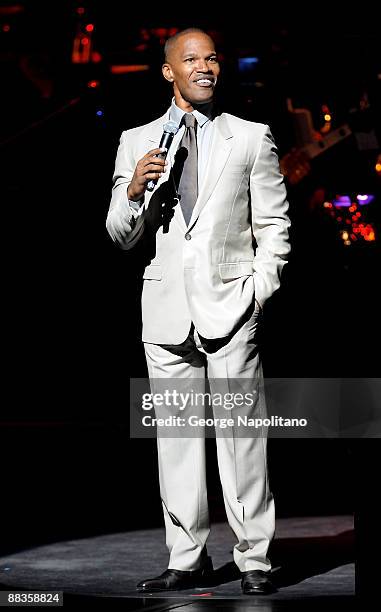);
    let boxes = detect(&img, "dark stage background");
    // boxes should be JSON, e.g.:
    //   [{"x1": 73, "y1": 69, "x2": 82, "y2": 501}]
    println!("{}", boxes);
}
[{"x1": 0, "y1": 1, "x2": 380, "y2": 562}]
